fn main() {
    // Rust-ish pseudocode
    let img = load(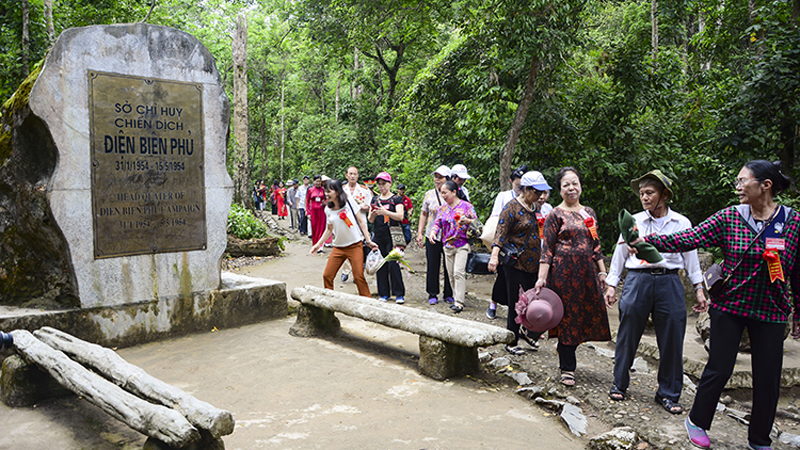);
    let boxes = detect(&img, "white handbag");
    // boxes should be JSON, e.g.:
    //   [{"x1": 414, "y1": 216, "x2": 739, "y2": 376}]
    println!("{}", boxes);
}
[{"x1": 480, "y1": 216, "x2": 498, "y2": 248}]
